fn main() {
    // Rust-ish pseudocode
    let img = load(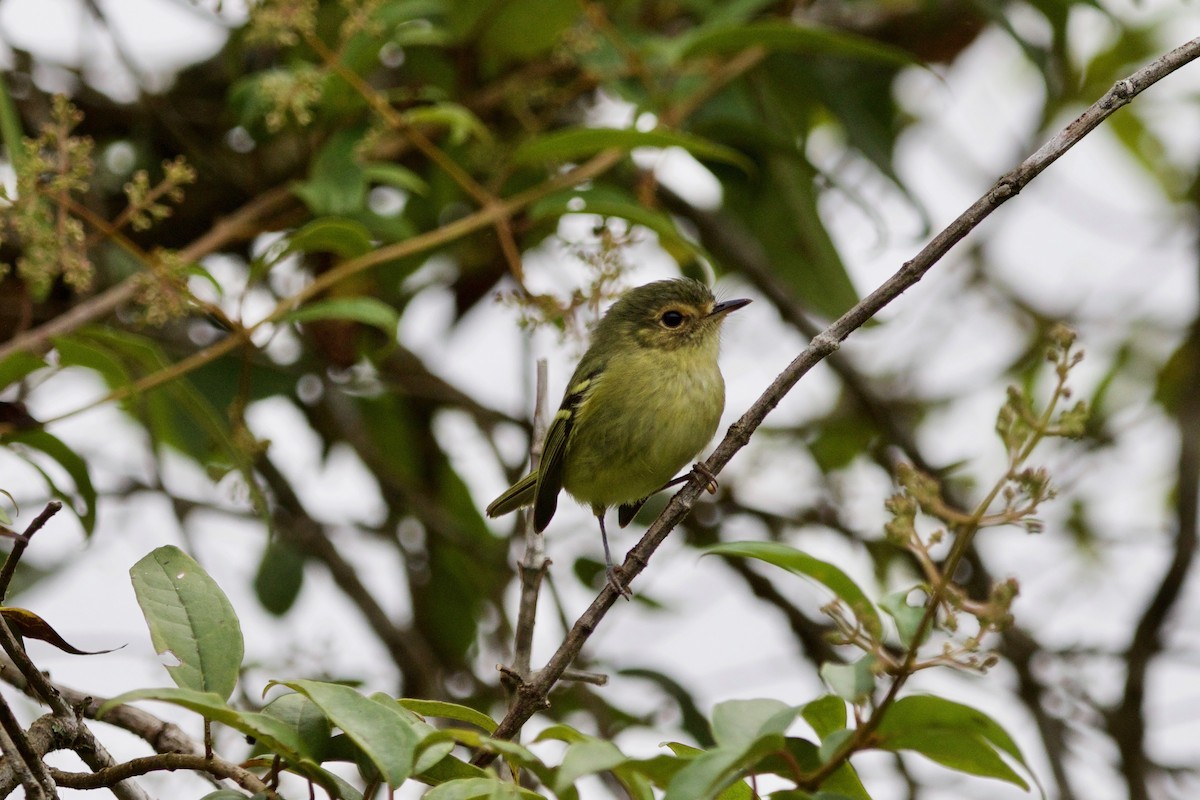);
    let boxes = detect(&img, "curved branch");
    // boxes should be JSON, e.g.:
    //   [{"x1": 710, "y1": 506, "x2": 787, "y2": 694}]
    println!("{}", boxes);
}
[{"x1": 1110, "y1": 286, "x2": 1200, "y2": 800}]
